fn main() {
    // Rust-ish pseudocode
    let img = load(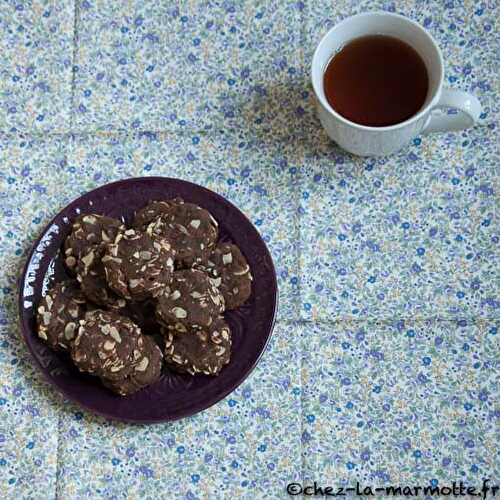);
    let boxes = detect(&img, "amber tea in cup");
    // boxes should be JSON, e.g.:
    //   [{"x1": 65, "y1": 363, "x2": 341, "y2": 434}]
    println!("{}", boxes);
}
[{"x1": 323, "y1": 34, "x2": 429, "y2": 127}]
